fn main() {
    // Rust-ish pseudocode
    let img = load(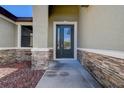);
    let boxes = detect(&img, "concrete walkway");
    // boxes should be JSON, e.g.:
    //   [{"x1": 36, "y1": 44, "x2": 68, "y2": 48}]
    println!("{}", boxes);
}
[{"x1": 36, "y1": 60, "x2": 102, "y2": 88}]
